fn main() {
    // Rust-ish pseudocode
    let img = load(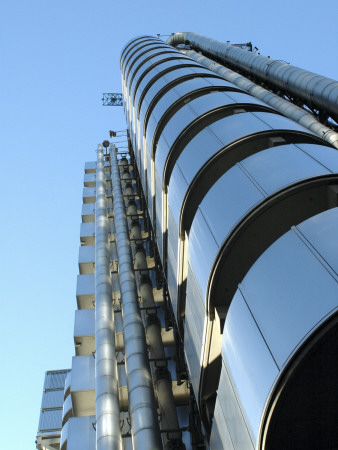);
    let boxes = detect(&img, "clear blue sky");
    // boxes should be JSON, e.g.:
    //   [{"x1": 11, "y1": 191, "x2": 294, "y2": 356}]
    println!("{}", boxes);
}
[{"x1": 1, "y1": 0, "x2": 337, "y2": 448}]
